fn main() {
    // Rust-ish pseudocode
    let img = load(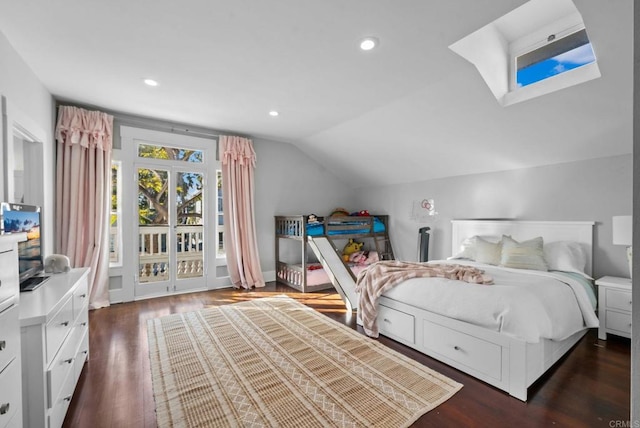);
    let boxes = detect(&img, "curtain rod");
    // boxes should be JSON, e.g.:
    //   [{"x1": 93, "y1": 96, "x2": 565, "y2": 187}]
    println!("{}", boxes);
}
[{"x1": 55, "y1": 99, "x2": 240, "y2": 140}]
